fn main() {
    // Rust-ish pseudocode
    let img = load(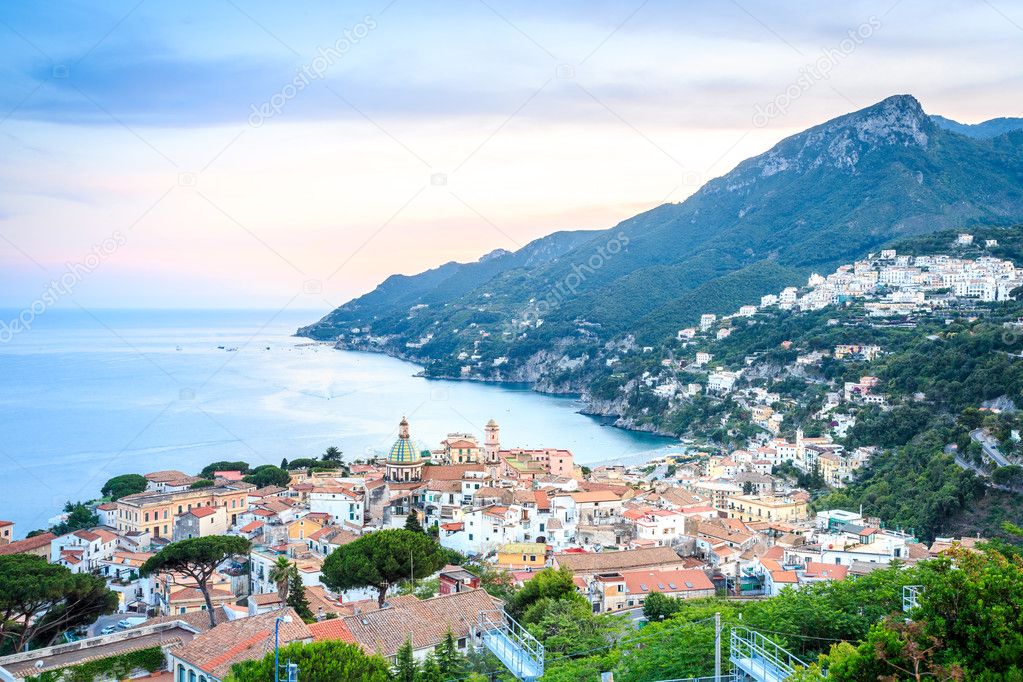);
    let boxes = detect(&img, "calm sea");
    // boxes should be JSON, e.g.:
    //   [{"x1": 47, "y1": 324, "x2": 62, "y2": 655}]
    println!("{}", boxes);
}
[{"x1": 0, "y1": 308, "x2": 675, "y2": 537}]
